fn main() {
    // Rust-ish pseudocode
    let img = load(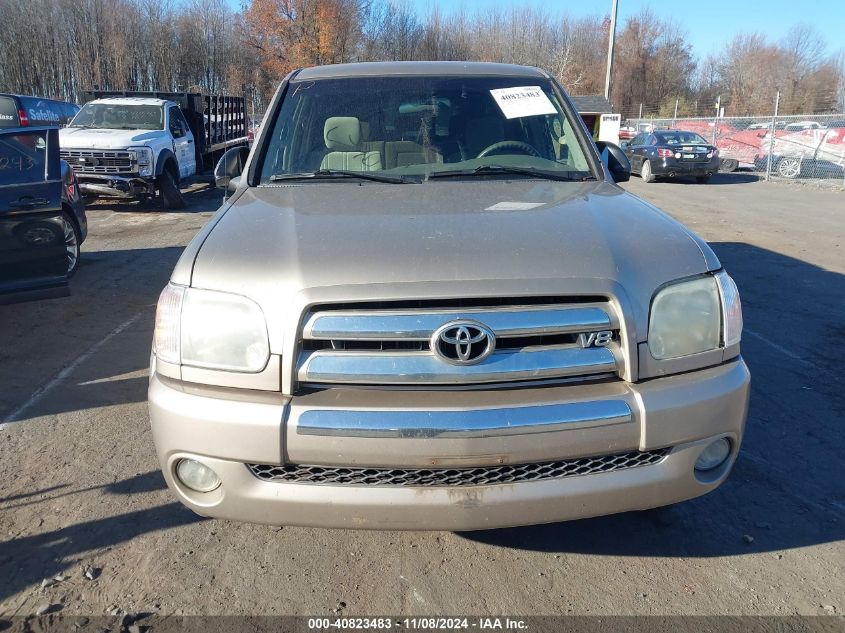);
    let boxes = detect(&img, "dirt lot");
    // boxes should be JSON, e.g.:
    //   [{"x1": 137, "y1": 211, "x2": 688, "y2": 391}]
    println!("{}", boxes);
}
[{"x1": 0, "y1": 175, "x2": 842, "y2": 623}]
